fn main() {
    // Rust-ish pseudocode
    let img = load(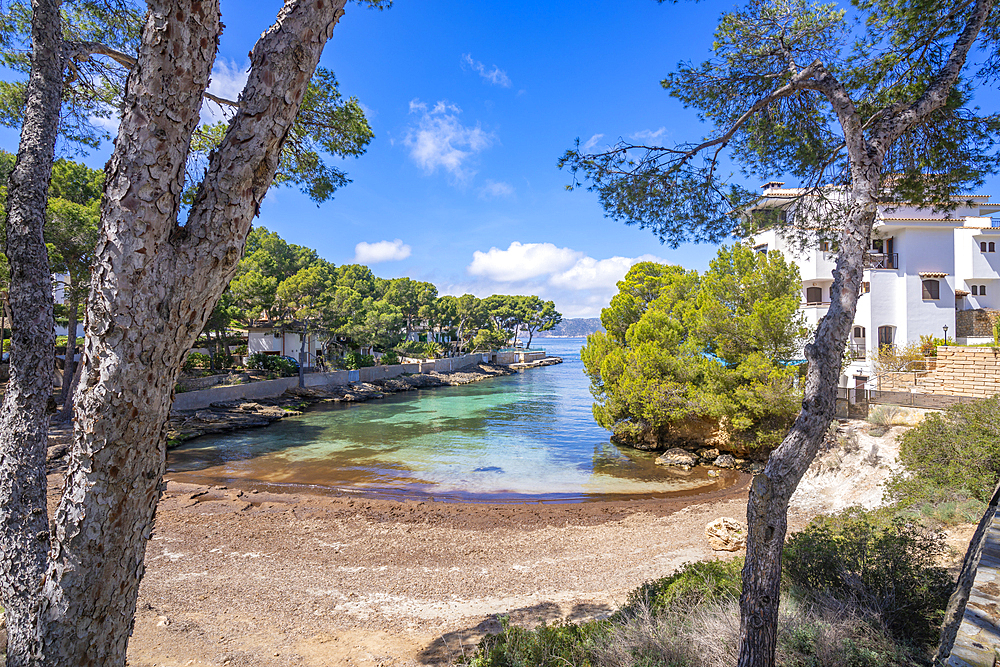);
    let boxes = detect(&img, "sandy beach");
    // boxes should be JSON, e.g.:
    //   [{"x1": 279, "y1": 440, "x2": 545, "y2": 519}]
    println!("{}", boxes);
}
[{"x1": 51, "y1": 474, "x2": 754, "y2": 667}]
